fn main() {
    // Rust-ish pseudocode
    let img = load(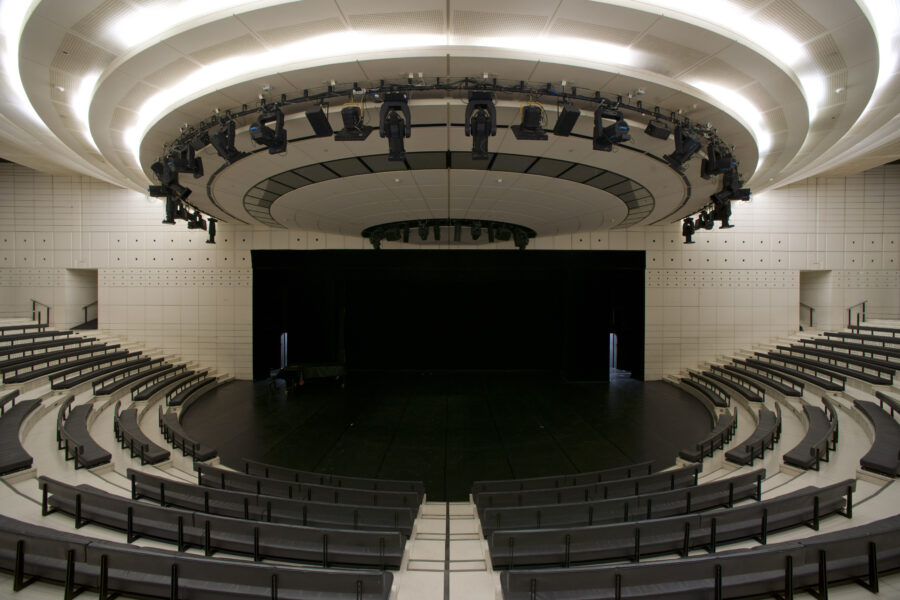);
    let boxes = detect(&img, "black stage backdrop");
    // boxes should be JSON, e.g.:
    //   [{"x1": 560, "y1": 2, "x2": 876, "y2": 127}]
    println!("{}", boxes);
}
[{"x1": 252, "y1": 250, "x2": 645, "y2": 380}]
